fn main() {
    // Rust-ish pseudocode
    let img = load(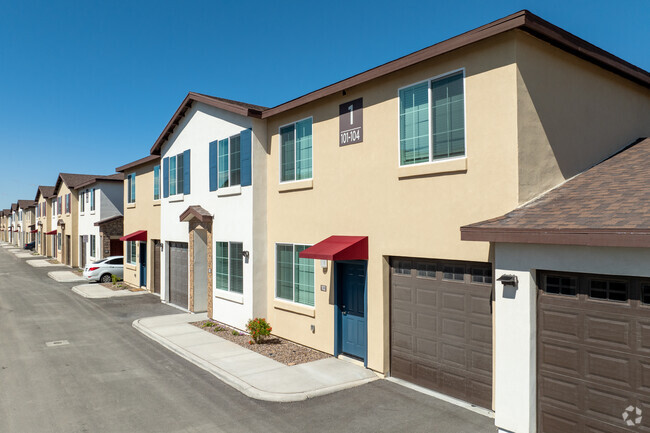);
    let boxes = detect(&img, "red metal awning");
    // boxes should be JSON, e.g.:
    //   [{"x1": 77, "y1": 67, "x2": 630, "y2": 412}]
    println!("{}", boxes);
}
[
  {"x1": 45, "y1": 230, "x2": 57, "y2": 235},
  {"x1": 29, "y1": 229, "x2": 38, "y2": 233},
  {"x1": 298, "y1": 236, "x2": 368, "y2": 261},
  {"x1": 120, "y1": 230, "x2": 147, "y2": 242}
]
